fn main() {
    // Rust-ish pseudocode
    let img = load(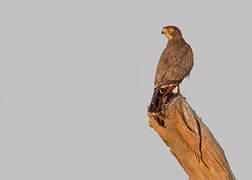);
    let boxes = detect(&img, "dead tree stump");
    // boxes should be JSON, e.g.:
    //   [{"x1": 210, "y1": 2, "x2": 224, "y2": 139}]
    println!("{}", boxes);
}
[{"x1": 148, "y1": 94, "x2": 236, "y2": 180}]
